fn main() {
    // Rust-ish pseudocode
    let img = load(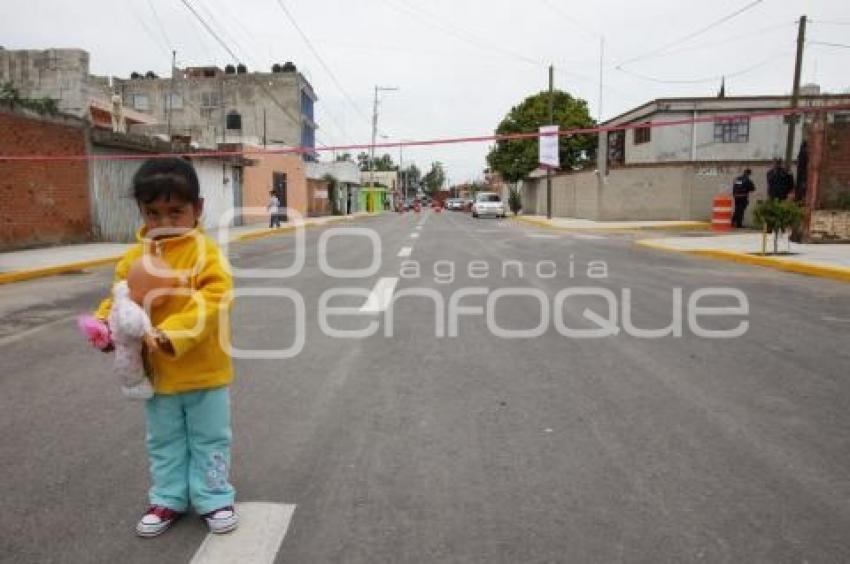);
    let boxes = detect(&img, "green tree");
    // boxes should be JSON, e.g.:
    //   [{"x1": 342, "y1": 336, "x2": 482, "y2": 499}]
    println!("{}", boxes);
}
[
  {"x1": 486, "y1": 90, "x2": 596, "y2": 183},
  {"x1": 356, "y1": 151, "x2": 397, "y2": 172},
  {"x1": 423, "y1": 162, "x2": 446, "y2": 196},
  {"x1": 400, "y1": 163, "x2": 422, "y2": 197},
  {"x1": 322, "y1": 174, "x2": 341, "y2": 215},
  {"x1": 753, "y1": 199, "x2": 805, "y2": 254}
]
